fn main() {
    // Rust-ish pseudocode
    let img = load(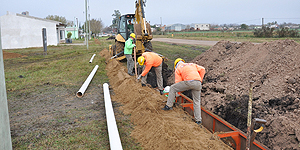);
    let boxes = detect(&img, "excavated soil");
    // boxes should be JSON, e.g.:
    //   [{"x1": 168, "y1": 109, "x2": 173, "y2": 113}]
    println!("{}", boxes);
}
[
  {"x1": 100, "y1": 50, "x2": 232, "y2": 150},
  {"x1": 186, "y1": 39, "x2": 300, "y2": 150},
  {"x1": 3, "y1": 50, "x2": 25, "y2": 59}
]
